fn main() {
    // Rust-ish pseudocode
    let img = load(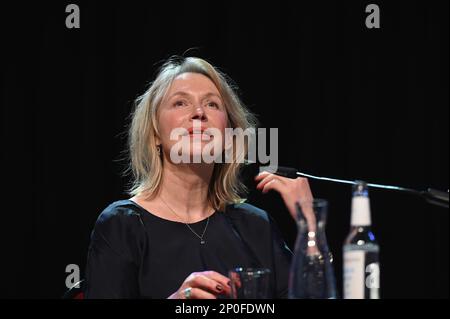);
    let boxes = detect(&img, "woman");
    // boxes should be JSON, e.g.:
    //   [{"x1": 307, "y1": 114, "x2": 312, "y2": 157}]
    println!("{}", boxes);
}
[{"x1": 85, "y1": 56, "x2": 313, "y2": 299}]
